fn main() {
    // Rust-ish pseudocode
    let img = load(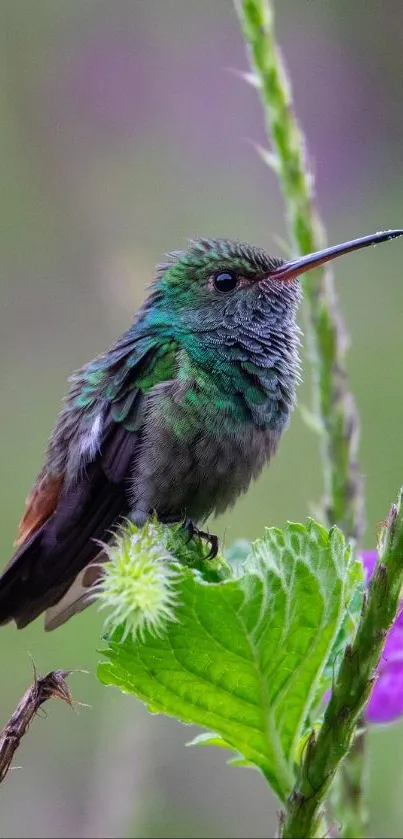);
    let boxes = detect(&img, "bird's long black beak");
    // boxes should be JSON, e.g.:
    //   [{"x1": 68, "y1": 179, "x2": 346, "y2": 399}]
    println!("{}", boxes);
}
[{"x1": 270, "y1": 229, "x2": 403, "y2": 282}]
